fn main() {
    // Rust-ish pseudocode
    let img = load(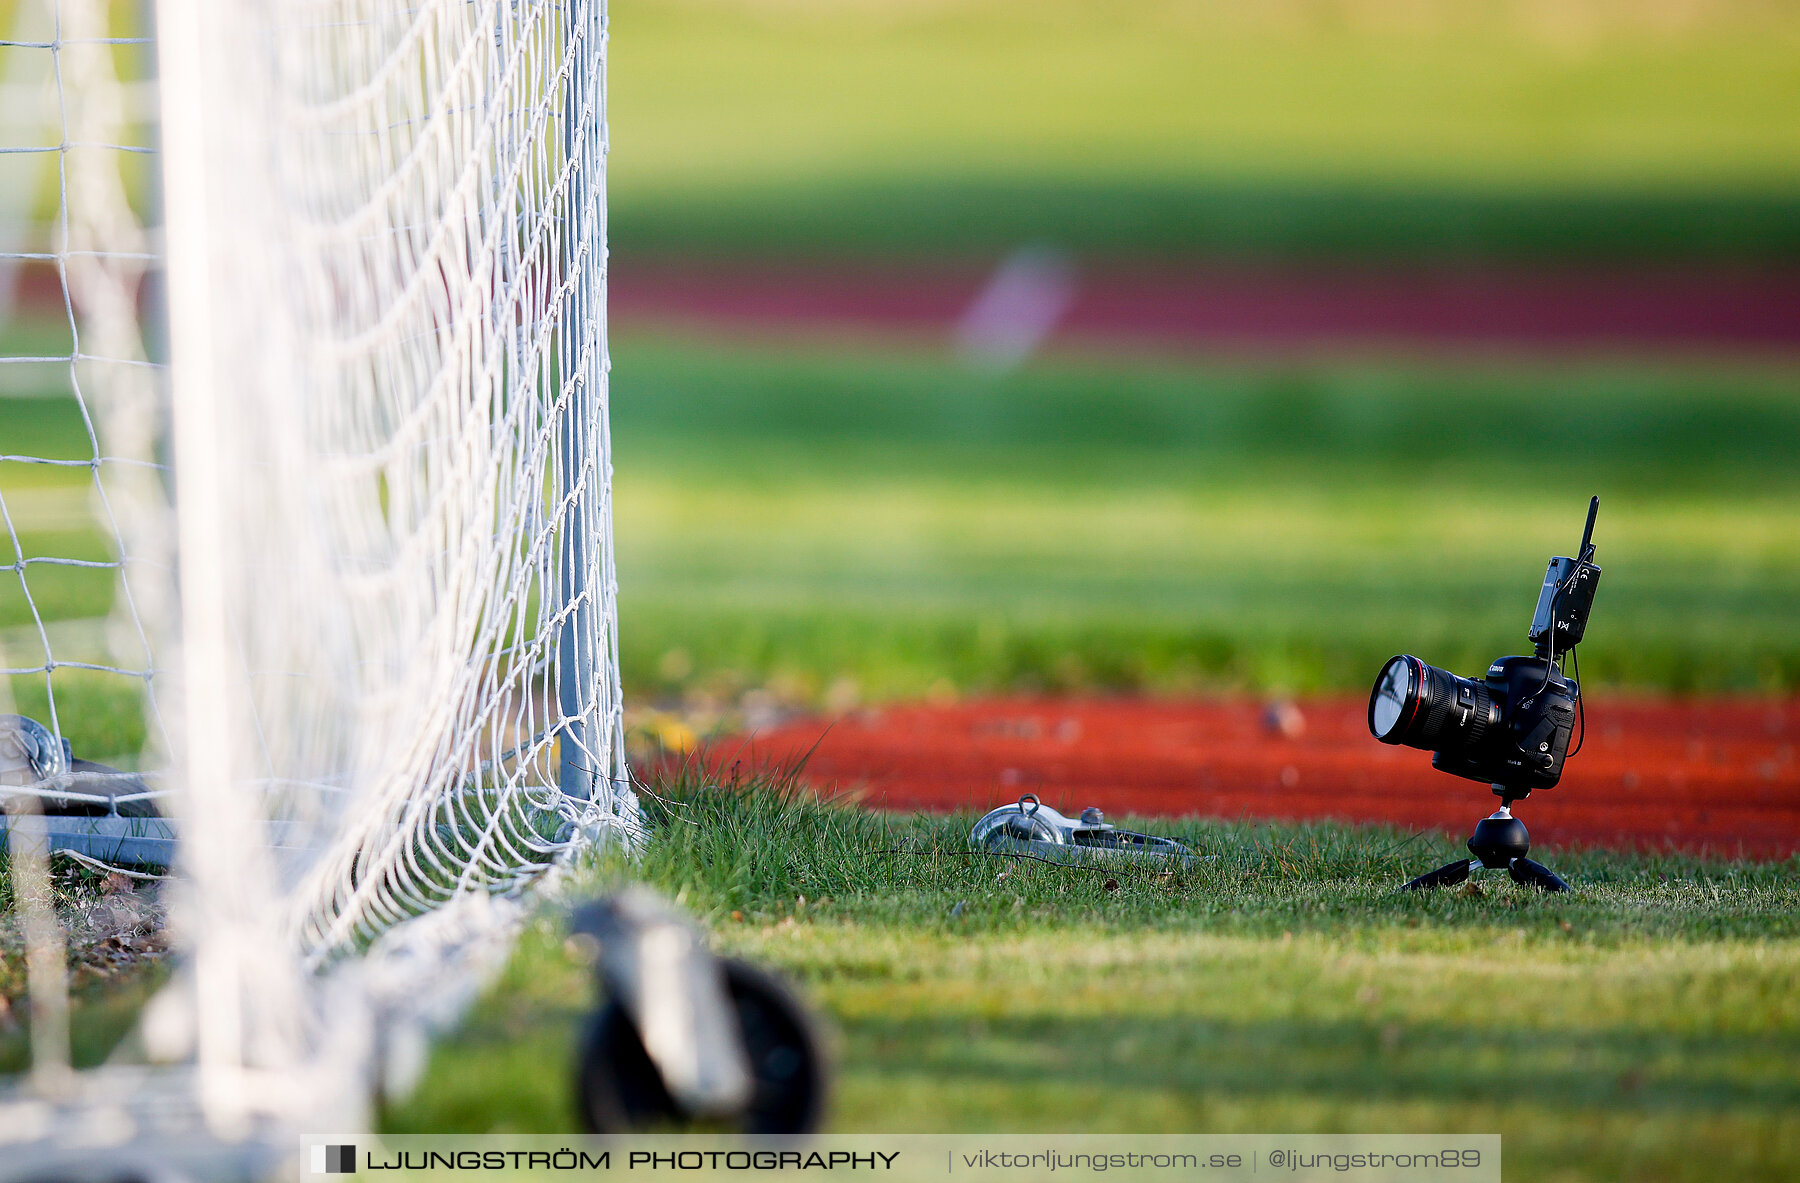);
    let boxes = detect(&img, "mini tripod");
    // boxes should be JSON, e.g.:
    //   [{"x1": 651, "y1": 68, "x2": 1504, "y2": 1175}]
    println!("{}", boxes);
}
[{"x1": 1400, "y1": 789, "x2": 1570, "y2": 893}]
